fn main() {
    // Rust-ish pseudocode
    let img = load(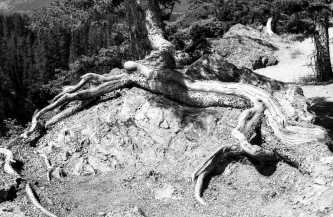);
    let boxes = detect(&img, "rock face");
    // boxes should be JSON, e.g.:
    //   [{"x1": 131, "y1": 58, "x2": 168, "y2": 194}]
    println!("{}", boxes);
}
[
  {"x1": 37, "y1": 88, "x2": 243, "y2": 178},
  {"x1": 30, "y1": 86, "x2": 333, "y2": 217},
  {"x1": 184, "y1": 53, "x2": 286, "y2": 91},
  {"x1": 211, "y1": 24, "x2": 279, "y2": 70}
]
